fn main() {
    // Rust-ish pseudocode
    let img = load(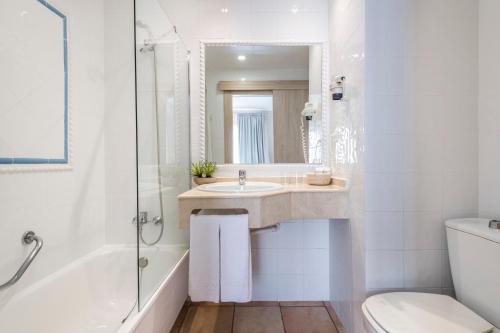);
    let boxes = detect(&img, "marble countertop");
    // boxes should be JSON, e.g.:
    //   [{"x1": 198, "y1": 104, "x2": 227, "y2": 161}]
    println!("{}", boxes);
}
[
  {"x1": 177, "y1": 177, "x2": 350, "y2": 229},
  {"x1": 178, "y1": 177, "x2": 348, "y2": 200}
]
